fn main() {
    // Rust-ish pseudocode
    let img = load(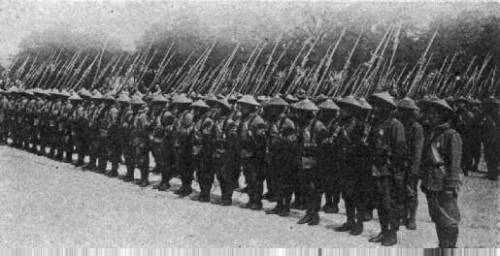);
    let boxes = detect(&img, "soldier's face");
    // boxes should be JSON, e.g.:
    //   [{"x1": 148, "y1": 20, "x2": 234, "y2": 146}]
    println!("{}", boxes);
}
[{"x1": 426, "y1": 107, "x2": 442, "y2": 126}]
